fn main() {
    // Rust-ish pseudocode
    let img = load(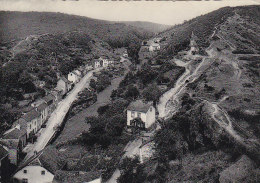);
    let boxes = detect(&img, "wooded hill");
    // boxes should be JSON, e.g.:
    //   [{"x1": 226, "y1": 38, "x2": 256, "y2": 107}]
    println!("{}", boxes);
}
[{"x1": 0, "y1": 11, "x2": 154, "y2": 48}]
